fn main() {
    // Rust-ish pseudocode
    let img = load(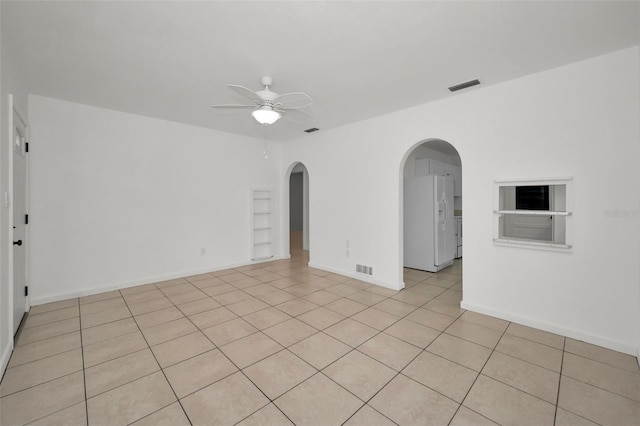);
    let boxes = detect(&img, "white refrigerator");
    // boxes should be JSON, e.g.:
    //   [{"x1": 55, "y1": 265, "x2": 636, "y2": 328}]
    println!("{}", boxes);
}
[{"x1": 404, "y1": 175, "x2": 456, "y2": 272}]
